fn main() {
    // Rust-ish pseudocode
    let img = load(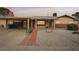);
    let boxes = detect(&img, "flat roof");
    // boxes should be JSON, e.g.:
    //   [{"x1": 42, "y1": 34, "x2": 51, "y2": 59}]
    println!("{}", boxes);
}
[
  {"x1": 0, "y1": 16, "x2": 54, "y2": 20},
  {"x1": 30, "y1": 16, "x2": 54, "y2": 20},
  {"x1": 0, "y1": 16, "x2": 78, "y2": 21},
  {"x1": 0, "y1": 17, "x2": 29, "y2": 20}
]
